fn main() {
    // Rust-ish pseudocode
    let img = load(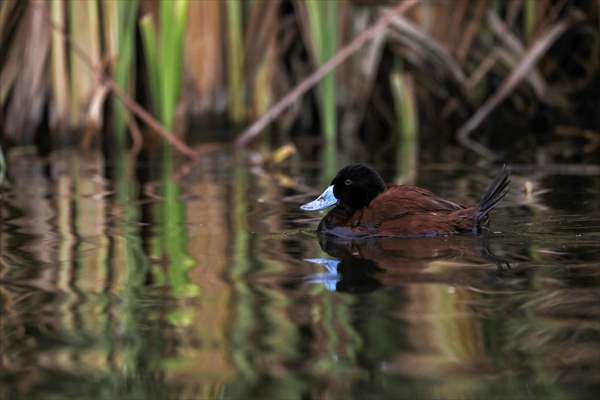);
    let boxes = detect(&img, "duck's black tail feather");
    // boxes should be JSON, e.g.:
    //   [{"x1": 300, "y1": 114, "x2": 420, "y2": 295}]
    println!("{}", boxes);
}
[{"x1": 477, "y1": 164, "x2": 510, "y2": 226}]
